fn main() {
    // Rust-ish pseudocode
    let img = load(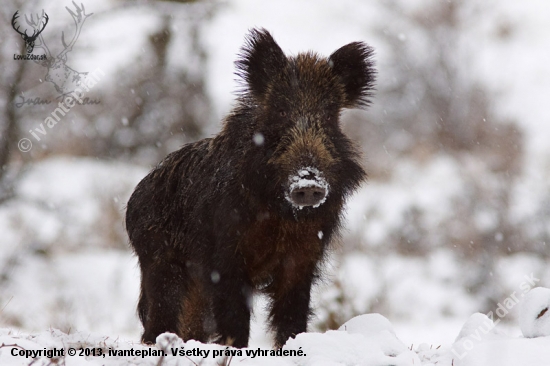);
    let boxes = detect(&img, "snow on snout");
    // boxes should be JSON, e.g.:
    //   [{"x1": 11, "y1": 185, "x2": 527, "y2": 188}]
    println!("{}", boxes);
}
[
  {"x1": 520, "y1": 287, "x2": 550, "y2": 338},
  {"x1": 285, "y1": 166, "x2": 329, "y2": 209}
]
